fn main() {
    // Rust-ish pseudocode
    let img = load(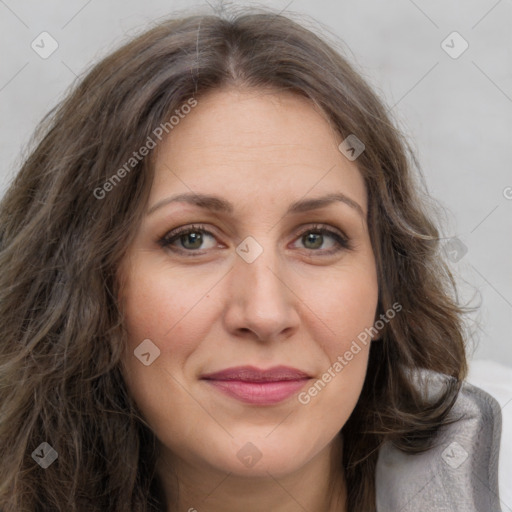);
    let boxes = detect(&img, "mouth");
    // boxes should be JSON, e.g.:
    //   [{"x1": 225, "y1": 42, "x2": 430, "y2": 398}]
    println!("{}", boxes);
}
[{"x1": 200, "y1": 365, "x2": 311, "y2": 405}]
